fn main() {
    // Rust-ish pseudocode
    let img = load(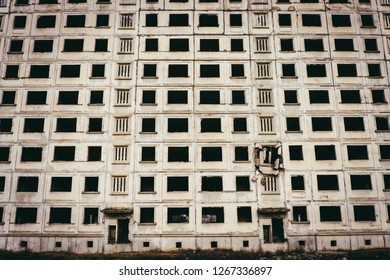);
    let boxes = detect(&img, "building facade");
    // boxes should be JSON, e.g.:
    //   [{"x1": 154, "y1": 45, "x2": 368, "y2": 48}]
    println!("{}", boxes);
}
[{"x1": 0, "y1": 0, "x2": 390, "y2": 253}]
